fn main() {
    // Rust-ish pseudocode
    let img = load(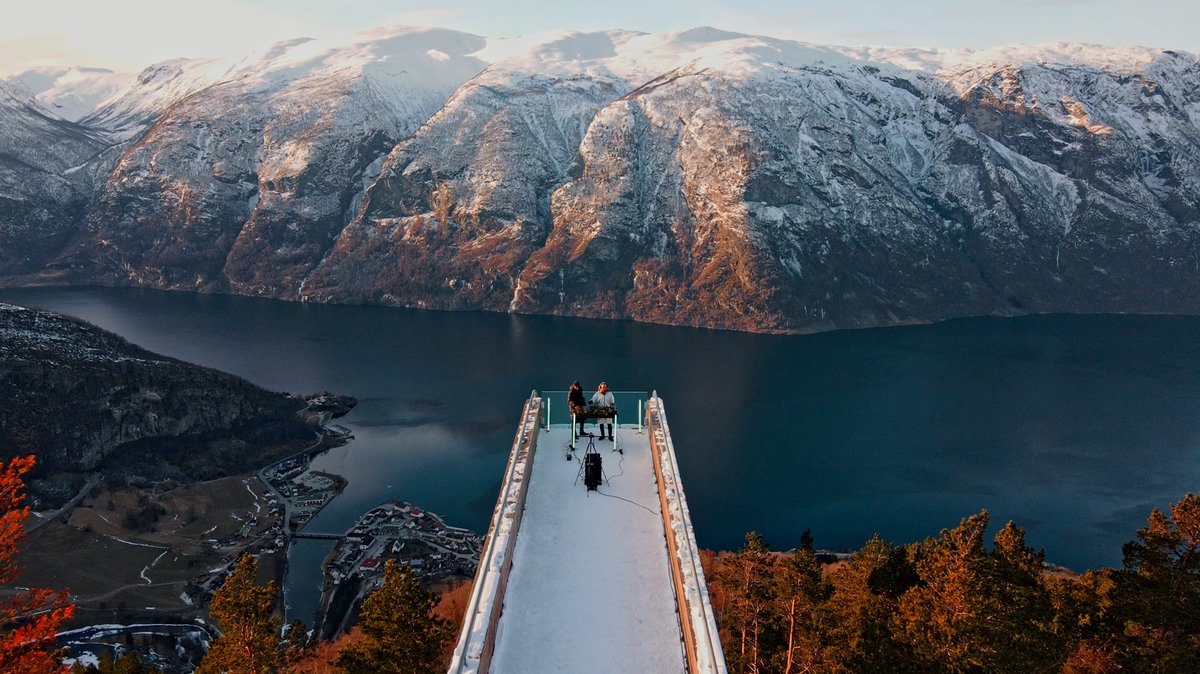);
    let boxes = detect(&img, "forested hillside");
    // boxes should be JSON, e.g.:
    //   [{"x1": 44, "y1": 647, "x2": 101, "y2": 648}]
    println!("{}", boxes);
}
[{"x1": 705, "y1": 494, "x2": 1199, "y2": 673}]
